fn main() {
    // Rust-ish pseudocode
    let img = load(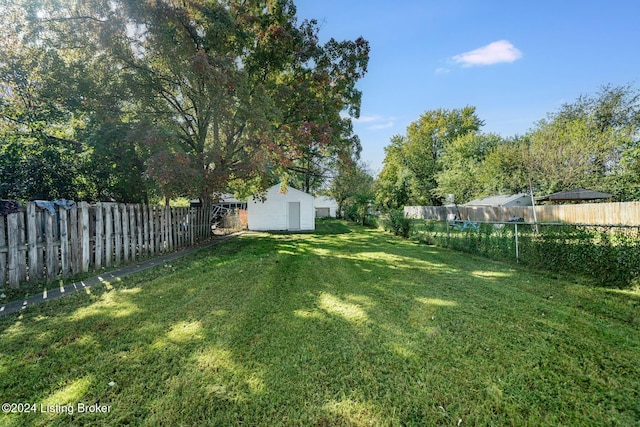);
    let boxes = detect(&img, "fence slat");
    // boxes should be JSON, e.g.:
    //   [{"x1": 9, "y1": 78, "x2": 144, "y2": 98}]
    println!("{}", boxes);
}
[
  {"x1": 60, "y1": 208, "x2": 70, "y2": 276},
  {"x1": 134, "y1": 205, "x2": 144, "y2": 258},
  {"x1": 69, "y1": 205, "x2": 79, "y2": 273},
  {"x1": 17, "y1": 211, "x2": 26, "y2": 282},
  {"x1": 27, "y1": 203, "x2": 40, "y2": 280},
  {"x1": 129, "y1": 206, "x2": 140, "y2": 260},
  {"x1": 7, "y1": 214, "x2": 20, "y2": 288},
  {"x1": 114, "y1": 204, "x2": 122, "y2": 265},
  {"x1": 142, "y1": 204, "x2": 149, "y2": 257},
  {"x1": 95, "y1": 203, "x2": 103, "y2": 269},
  {"x1": 157, "y1": 206, "x2": 162, "y2": 253},
  {"x1": 122, "y1": 204, "x2": 129, "y2": 263},
  {"x1": 105, "y1": 204, "x2": 113, "y2": 268},
  {"x1": 80, "y1": 202, "x2": 90, "y2": 272},
  {"x1": 45, "y1": 210, "x2": 56, "y2": 280},
  {"x1": 149, "y1": 205, "x2": 155, "y2": 255},
  {"x1": 0, "y1": 214, "x2": 6, "y2": 286}
]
